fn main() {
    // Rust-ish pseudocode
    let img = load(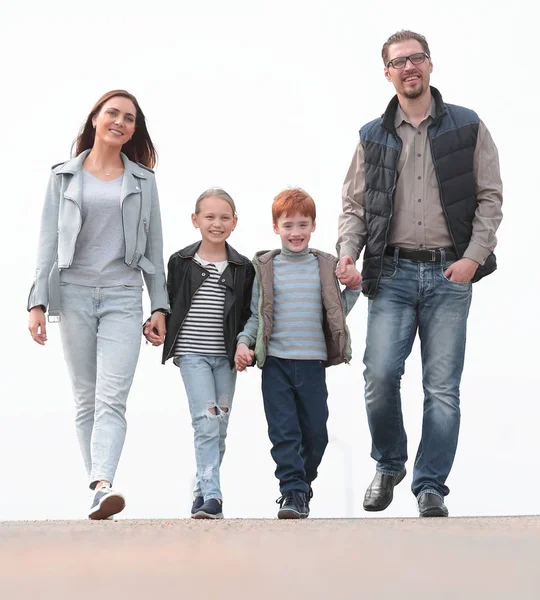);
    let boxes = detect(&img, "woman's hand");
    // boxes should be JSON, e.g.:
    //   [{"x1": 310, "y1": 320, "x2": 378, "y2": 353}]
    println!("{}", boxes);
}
[
  {"x1": 28, "y1": 307, "x2": 47, "y2": 345},
  {"x1": 143, "y1": 311, "x2": 166, "y2": 346}
]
